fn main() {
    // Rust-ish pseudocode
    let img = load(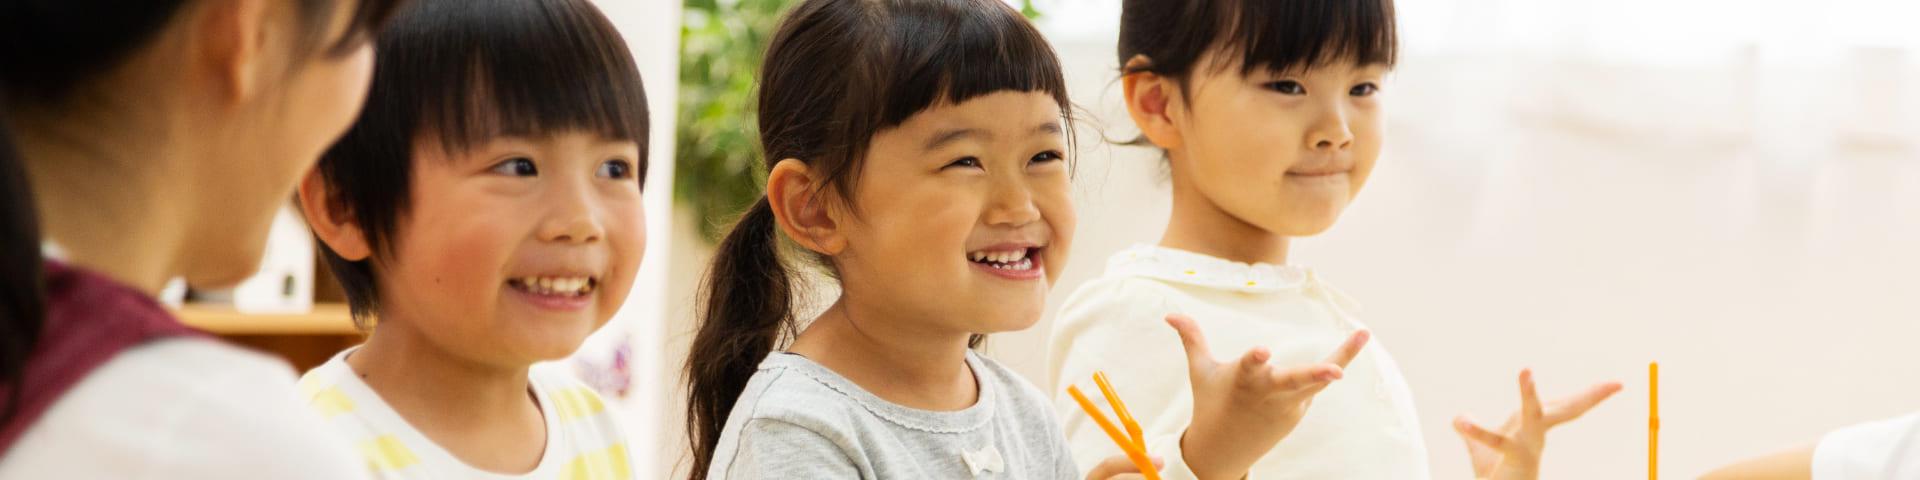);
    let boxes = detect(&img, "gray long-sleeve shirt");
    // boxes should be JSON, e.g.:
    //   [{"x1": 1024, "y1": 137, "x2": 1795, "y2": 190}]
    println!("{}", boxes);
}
[{"x1": 707, "y1": 351, "x2": 1081, "y2": 479}]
